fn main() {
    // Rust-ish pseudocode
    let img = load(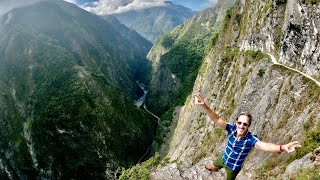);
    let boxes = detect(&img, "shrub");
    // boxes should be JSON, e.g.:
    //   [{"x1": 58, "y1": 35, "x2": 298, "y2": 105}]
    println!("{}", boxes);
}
[
  {"x1": 119, "y1": 152, "x2": 161, "y2": 180},
  {"x1": 275, "y1": 0, "x2": 287, "y2": 5},
  {"x1": 161, "y1": 35, "x2": 174, "y2": 49},
  {"x1": 295, "y1": 167, "x2": 320, "y2": 180},
  {"x1": 287, "y1": 123, "x2": 320, "y2": 164},
  {"x1": 258, "y1": 69, "x2": 265, "y2": 78}
]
